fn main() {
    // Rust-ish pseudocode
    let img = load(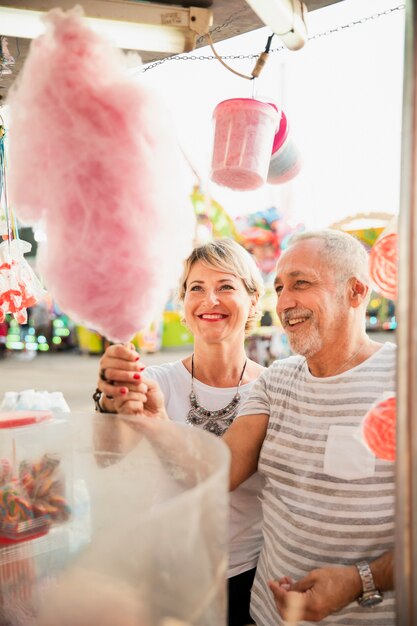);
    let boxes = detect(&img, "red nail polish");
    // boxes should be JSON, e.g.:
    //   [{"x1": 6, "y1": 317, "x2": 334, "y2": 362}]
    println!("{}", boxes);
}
[
  {"x1": 120, "y1": 388, "x2": 127, "y2": 395},
  {"x1": 135, "y1": 356, "x2": 140, "y2": 361},
  {"x1": 133, "y1": 373, "x2": 141, "y2": 380}
]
